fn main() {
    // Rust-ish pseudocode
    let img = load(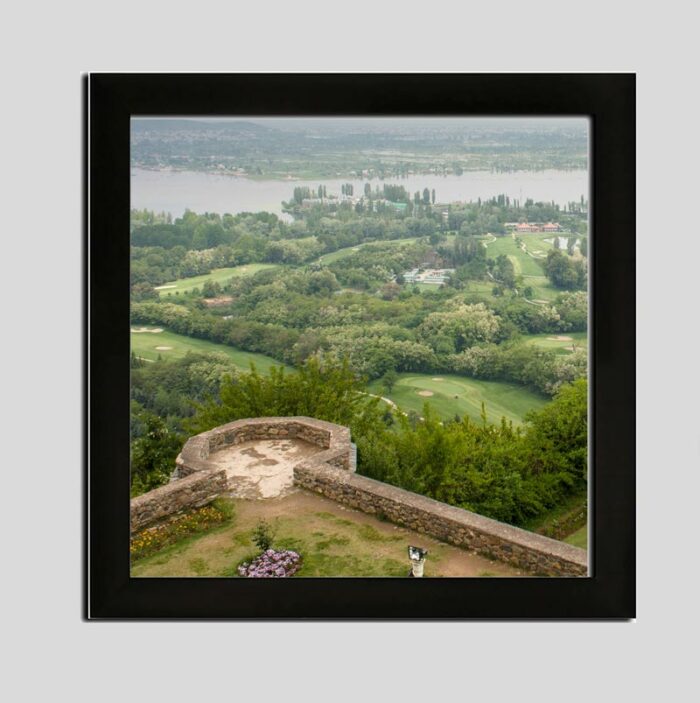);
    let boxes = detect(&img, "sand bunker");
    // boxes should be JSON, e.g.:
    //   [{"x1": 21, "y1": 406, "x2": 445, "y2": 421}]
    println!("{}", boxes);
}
[
  {"x1": 154, "y1": 284, "x2": 176, "y2": 290},
  {"x1": 203, "y1": 296, "x2": 233, "y2": 307},
  {"x1": 418, "y1": 390, "x2": 434, "y2": 397},
  {"x1": 155, "y1": 346, "x2": 173, "y2": 351},
  {"x1": 431, "y1": 377, "x2": 445, "y2": 382},
  {"x1": 547, "y1": 335, "x2": 573, "y2": 341},
  {"x1": 131, "y1": 327, "x2": 163, "y2": 333}
]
